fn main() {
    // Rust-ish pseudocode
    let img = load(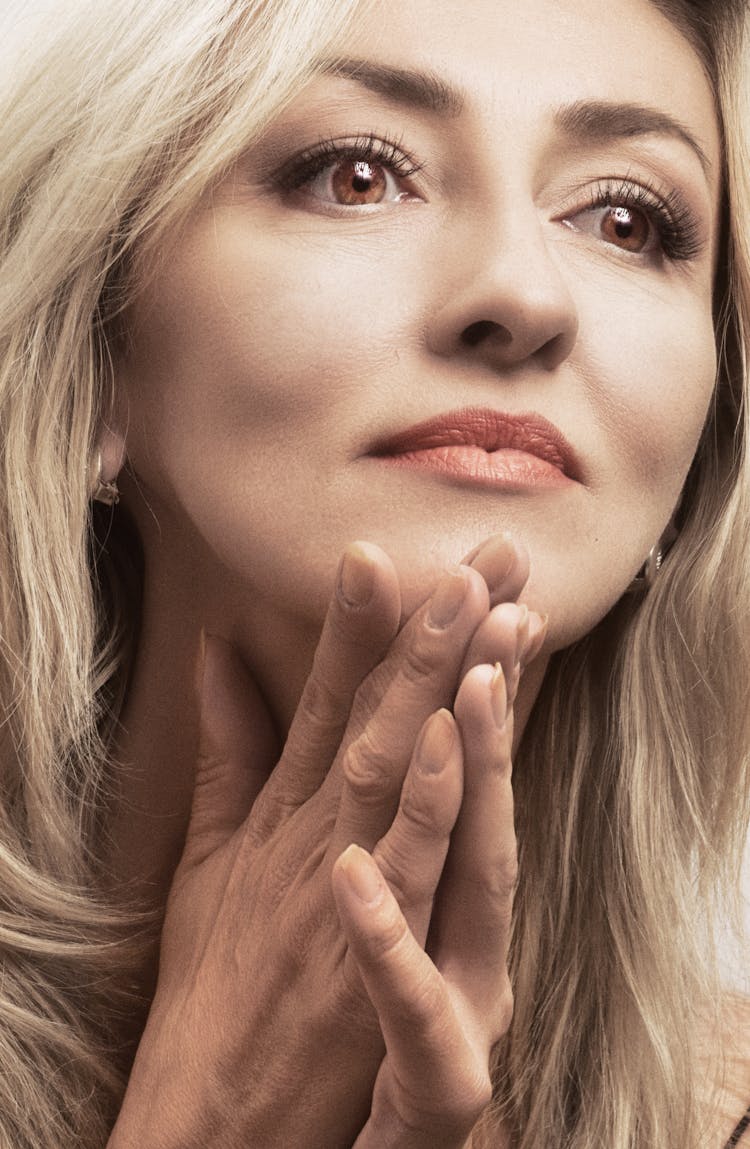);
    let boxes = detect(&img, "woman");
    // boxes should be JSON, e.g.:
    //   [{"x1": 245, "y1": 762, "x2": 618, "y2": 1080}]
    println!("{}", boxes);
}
[{"x1": 1, "y1": 0, "x2": 748, "y2": 1145}]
